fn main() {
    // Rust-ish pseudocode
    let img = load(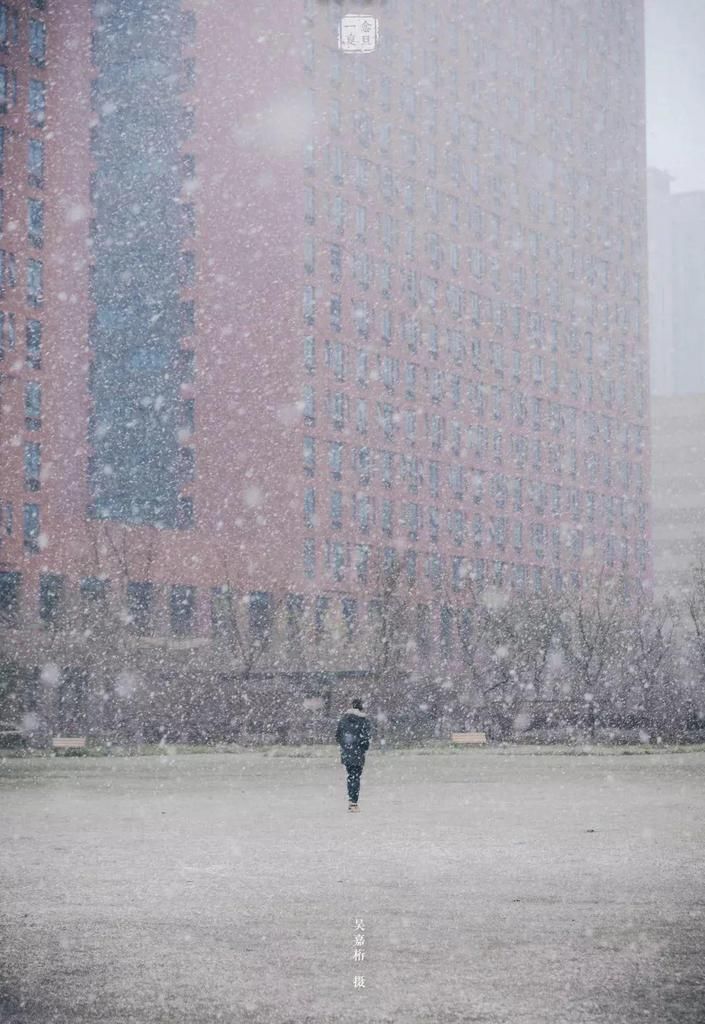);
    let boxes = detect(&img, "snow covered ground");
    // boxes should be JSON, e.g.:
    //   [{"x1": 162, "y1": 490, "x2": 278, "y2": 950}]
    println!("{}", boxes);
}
[{"x1": 1, "y1": 747, "x2": 704, "y2": 1024}]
